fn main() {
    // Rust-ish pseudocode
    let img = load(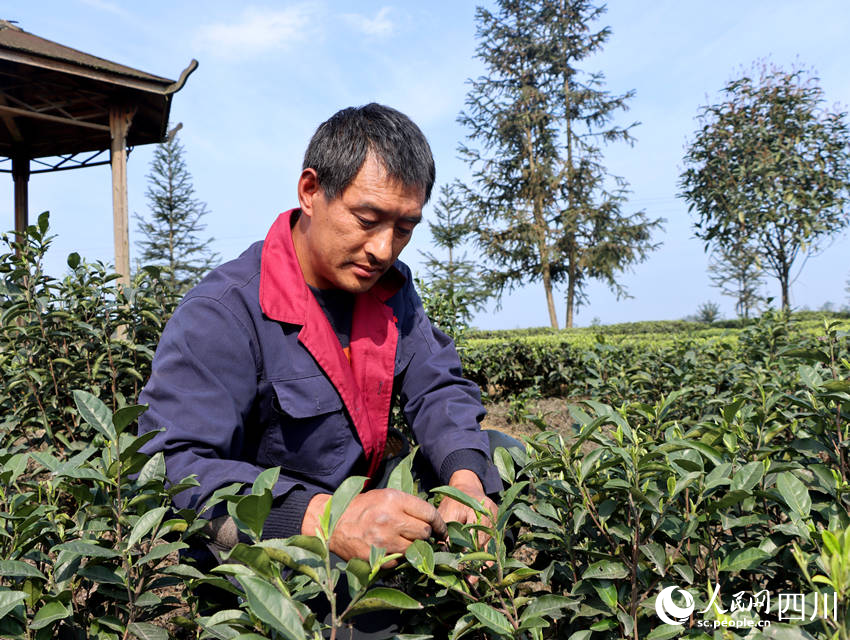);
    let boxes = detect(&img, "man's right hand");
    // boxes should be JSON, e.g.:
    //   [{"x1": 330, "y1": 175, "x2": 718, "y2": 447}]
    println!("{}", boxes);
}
[{"x1": 302, "y1": 489, "x2": 447, "y2": 566}]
